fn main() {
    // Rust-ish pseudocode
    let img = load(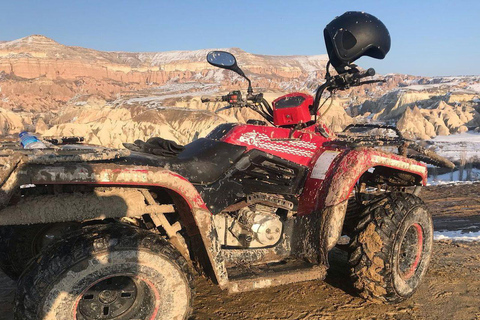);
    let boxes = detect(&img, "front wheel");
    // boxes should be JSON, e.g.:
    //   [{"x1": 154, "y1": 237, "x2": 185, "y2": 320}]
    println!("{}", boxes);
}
[
  {"x1": 14, "y1": 224, "x2": 194, "y2": 320},
  {"x1": 348, "y1": 192, "x2": 433, "y2": 303}
]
